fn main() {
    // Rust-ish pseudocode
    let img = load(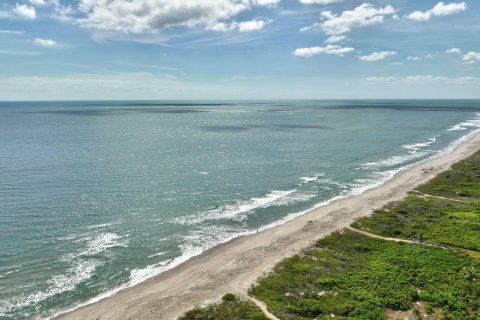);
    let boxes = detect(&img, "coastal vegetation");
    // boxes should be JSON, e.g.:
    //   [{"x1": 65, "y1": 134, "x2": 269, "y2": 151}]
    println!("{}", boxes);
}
[
  {"x1": 416, "y1": 150, "x2": 480, "y2": 201},
  {"x1": 178, "y1": 294, "x2": 269, "y2": 320},
  {"x1": 178, "y1": 150, "x2": 480, "y2": 320},
  {"x1": 352, "y1": 149, "x2": 480, "y2": 252},
  {"x1": 251, "y1": 230, "x2": 479, "y2": 319},
  {"x1": 352, "y1": 196, "x2": 480, "y2": 251}
]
